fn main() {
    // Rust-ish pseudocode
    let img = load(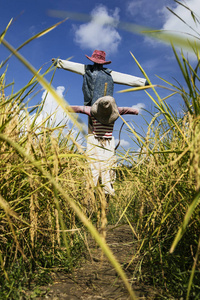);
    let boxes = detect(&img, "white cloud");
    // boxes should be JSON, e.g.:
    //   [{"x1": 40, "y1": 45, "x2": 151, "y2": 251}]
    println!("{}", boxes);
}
[
  {"x1": 126, "y1": 0, "x2": 144, "y2": 17},
  {"x1": 20, "y1": 86, "x2": 70, "y2": 134},
  {"x1": 19, "y1": 87, "x2": 87, "y2": 144},
  {"x1": 162, "y1": 0, "x2": 200, "y2": 37},
  {"x1": 130, "y1": 0, "x2": 200, "y2": 55},
  {"x1": 131, "y1": 103, "x2": 145, "y2": 112},
  {"x1": 74, "y1": 5, "x2": 121, "y2": 54},
  {"x1": 41, "y1": 86, "x2": 70, "y2": 126},
  {"x1": 126, "y1": 0, "x2": 171, "y2": 26},
  {"x1": 115, "y1": 138, "x2": 130, "y2": 148},
  {"x1": 160, "y1": 0, "x2": 200, "y2": 60}
]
